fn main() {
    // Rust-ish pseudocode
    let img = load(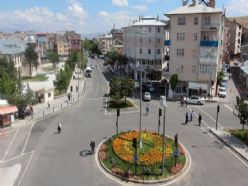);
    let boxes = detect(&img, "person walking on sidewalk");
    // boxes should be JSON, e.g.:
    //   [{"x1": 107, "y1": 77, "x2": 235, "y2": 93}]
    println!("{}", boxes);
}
[
  {"x1": 190, "y1": 110, "x2": 194, "y2": 121},
  {"x1": 146, "y1": 104, "x2": 150, "y2": 115},
  {"x1": 58, "y1": 121, "x2": 62, "y2": 134},
  {"x1": 198, "y1": 114, "x2": 202, "y2": 126},
  {"x1": 185, "y1": 112, "x2": 189, "y2": 124},
  {"x1": 90, "y1": 138, "x2": 96, "y2": 154}
]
